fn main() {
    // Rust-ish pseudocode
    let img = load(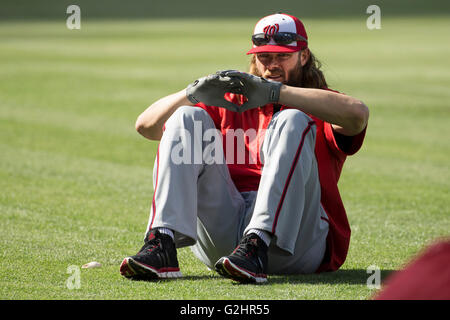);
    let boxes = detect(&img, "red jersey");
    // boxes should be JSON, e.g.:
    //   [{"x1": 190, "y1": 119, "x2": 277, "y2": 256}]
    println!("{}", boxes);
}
[{"x1": 196, "y1": 92, "x2": 367, "y2": 272}]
